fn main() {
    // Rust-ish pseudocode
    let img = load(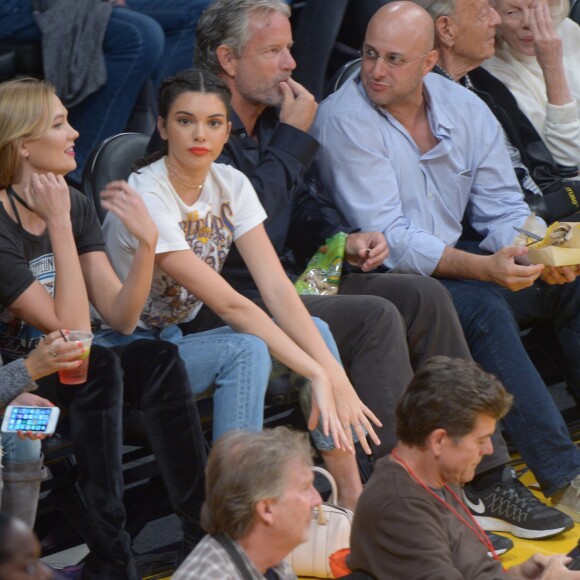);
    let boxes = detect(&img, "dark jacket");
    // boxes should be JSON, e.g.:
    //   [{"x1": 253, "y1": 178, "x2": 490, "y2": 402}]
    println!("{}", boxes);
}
[{"x1": 217, "y1": 108, "x2": 354, "y2": 297}]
